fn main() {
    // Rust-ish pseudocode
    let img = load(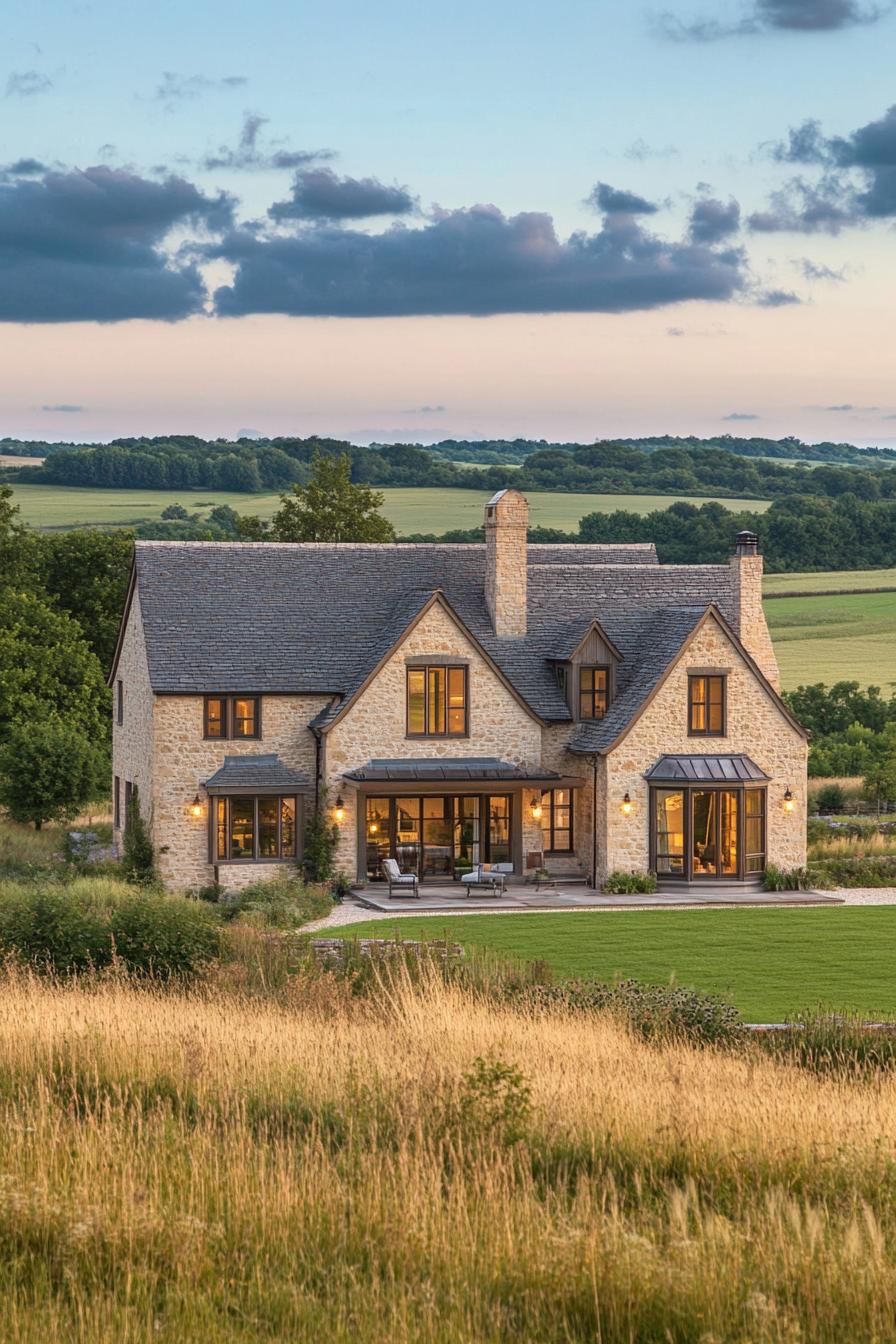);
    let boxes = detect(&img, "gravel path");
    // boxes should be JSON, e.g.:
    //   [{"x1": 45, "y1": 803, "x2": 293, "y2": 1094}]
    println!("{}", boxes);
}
[{"x1": 303, "y1": 887, "x2": 896, "y2": 931}]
